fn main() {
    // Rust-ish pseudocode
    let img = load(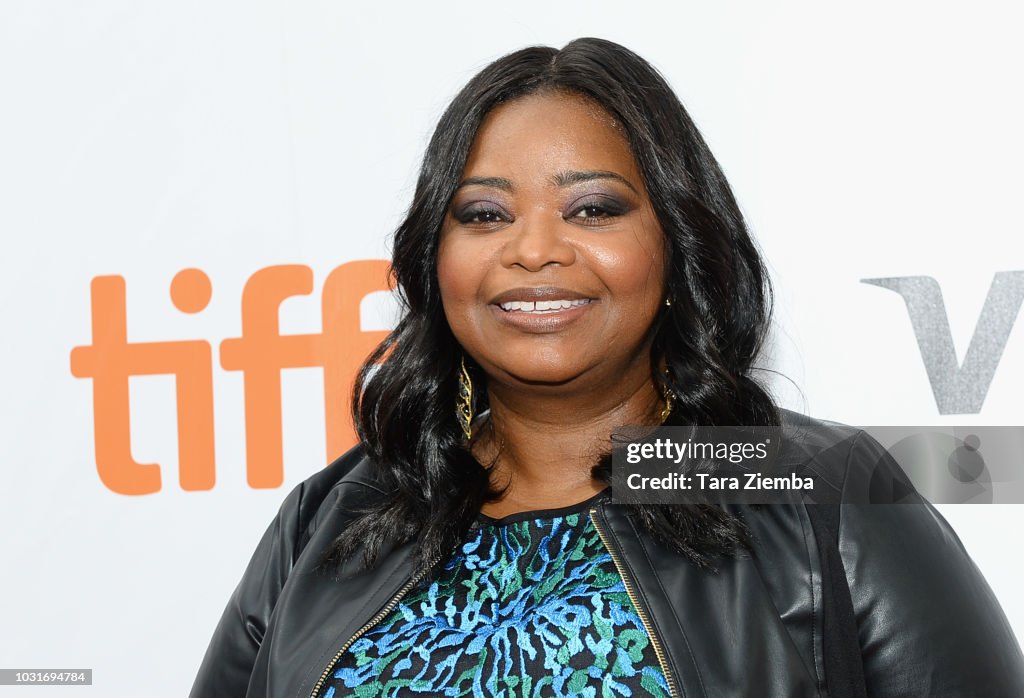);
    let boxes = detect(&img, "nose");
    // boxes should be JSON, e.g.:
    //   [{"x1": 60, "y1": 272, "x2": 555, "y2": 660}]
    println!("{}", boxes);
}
[{"x1": 499, "y1": 210, "x2": 576, "y2": 272}]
